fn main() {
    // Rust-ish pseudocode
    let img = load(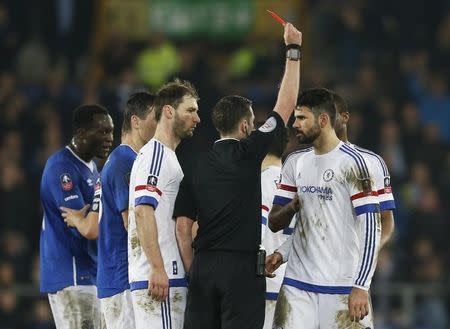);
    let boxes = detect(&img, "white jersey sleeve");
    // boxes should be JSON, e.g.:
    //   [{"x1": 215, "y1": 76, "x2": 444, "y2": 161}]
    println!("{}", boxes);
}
[
  {"x1": 354, "y1": 145, "x2": 395, "y2": 211},
  {"x1": 133, "y1": 141, "x2": 166, "y2": 209},
  {"x1": 342, "y1": 146, "x2": 381, "y2": 290},
  {"x1": 273, "y1": 149, "x2": 311, "y2": 206}
]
